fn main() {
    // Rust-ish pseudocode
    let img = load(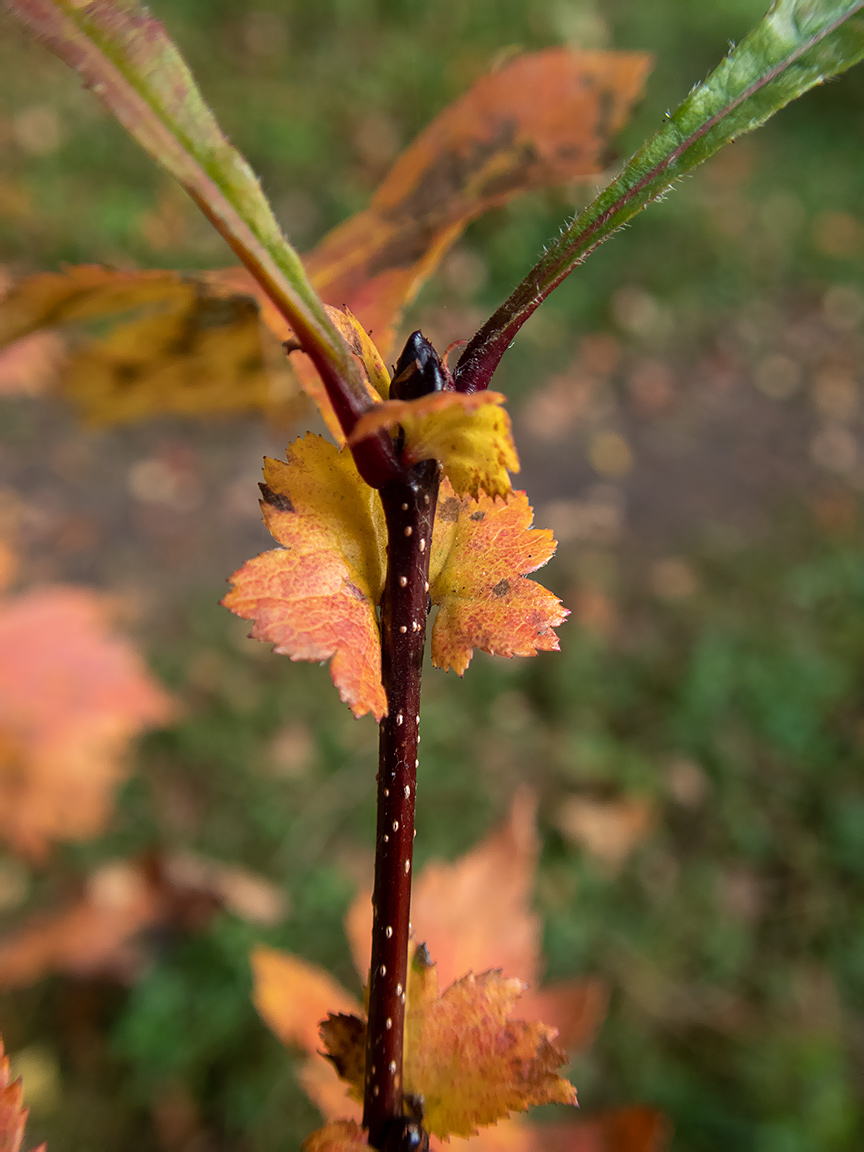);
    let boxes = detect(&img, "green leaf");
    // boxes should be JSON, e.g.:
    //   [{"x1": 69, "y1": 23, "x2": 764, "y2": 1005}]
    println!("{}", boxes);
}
[
  {"x1": 456, "y1": 0, "x2": 864, "y2": 392},
  {"x1": 1, "y1": 0, "x2": 386, "y2": 454}
]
